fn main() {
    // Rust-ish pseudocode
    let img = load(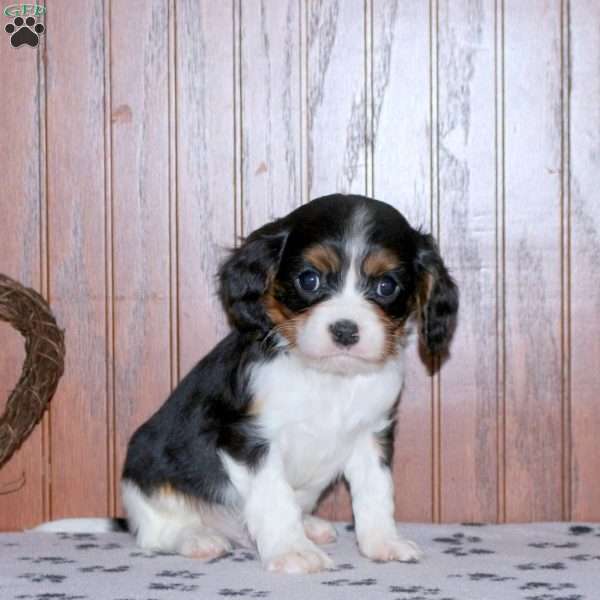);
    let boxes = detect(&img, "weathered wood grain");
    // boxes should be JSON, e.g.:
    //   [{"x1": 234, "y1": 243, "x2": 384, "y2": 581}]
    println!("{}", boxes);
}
[
  {"x1": 569, "y1": 0, "x2": 600, "y2": 521},
  {"x1": 437, "y1": 0, "x2": 498, "y2": 523},
  {"x1": 45, "y1": 0, "x2": 109, "y2": 518},
  {"x1": 240, "y1": 0, "x2": 301, "y2": 234},
  {"x1": 307, "y1": 0, "x2": 367, "y2": 198},
  {"x1": 110, "y1": 0, "x2": 171, "y2": 515},
  {"x1": 503, "y1": 0, "x2": 563, "y2": 521},
  {"x1": 176, "y1": 0, "x2": 236, "y2": 377},
  {"x1": 372, "y1": 0, "x2": 434, "y2": 522}
]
